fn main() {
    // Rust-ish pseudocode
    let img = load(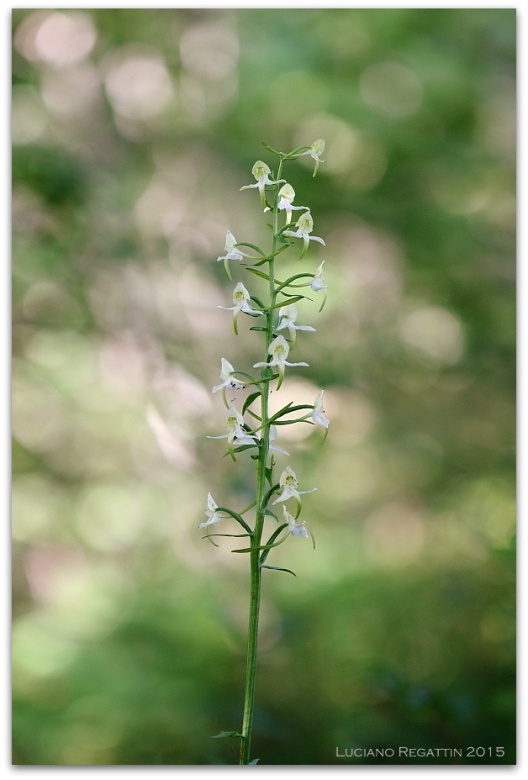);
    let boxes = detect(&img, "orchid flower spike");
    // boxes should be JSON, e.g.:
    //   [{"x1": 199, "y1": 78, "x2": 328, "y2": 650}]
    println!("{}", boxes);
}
[
  {"x1": 199, "y1": 492, "x2": 224, "y2": 529},
  {"x1": 284, "y1": 211, "x2": 325, "y2": 260},
  {"x1": 275, "y1": 303, "x2": 316, "y2": 347},
  {"x1": 207, "y1": 406, "x2": 257, "y2": 458},
  {"x1": 253, "y1": 334, "x2": 308, "y2": 390},
  {"x1": 217, "y1": 231, "x2": 244, "y2": 279},
  {"x1": 212, "y1": 358, "x2": 244, "y2": 408},
  {"x1": 282, "y1": 505, "x2": 309, "y2": 538},
  {"x1": 240, "y1": 160, "x2": 285, "y2": 207},
  {"x1": 273, "y1": 466, "x2": 317, "y2": 516},
  {"x1": 276, "y1": 183, "x2": 308, "y2": 226},
  {"x1": 217, "y1": 282, "x2": 262, "y2": 335},
  {"x1": 300, "y1": 139, "x2": 325, "y2": 177}
]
